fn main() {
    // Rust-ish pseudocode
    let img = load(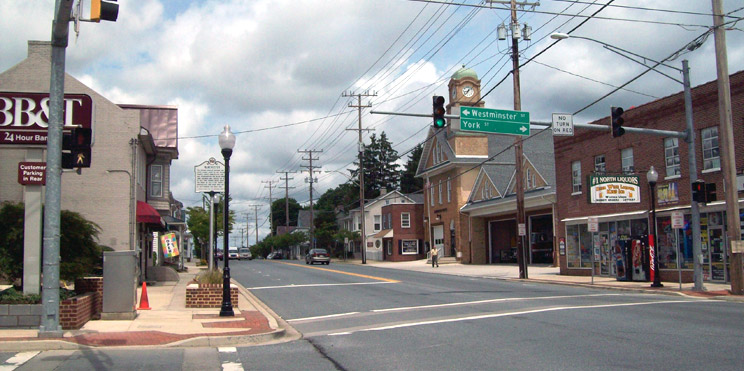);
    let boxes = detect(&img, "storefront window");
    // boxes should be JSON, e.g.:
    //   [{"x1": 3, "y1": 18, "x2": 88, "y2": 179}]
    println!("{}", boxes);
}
[
  {"x1": 566, "y1": 224, "x2": 591, "y2": 268},
  {"x1": 679, "y1": 214, "x2": 694, "y2": 269},
  {"x1": 657, "y1": 216, "x2": 677, "y2": 269}
]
